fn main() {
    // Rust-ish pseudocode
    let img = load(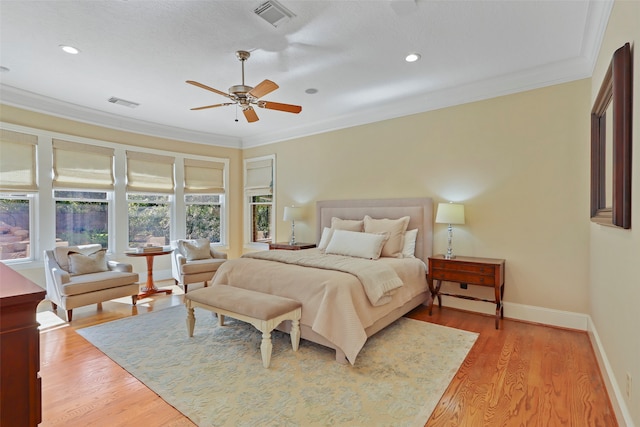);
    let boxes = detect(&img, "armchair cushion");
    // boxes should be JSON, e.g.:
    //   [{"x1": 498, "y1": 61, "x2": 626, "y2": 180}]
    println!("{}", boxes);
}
[
  {"x1": 54, "y1": 244, "x2": 104, "y2": 273},
  {"x1": 60, "y1": 271, "x2": 140, "y2": 296},
  {"x1": 68, "y1": 249, "x2": 109, "y2": 275},
  {"x1": 180, "y1": 258, "x2": 227, "y2": 275},
  {"x1": 178, "y1": 238, "x2": 212, "y2": 261}
]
